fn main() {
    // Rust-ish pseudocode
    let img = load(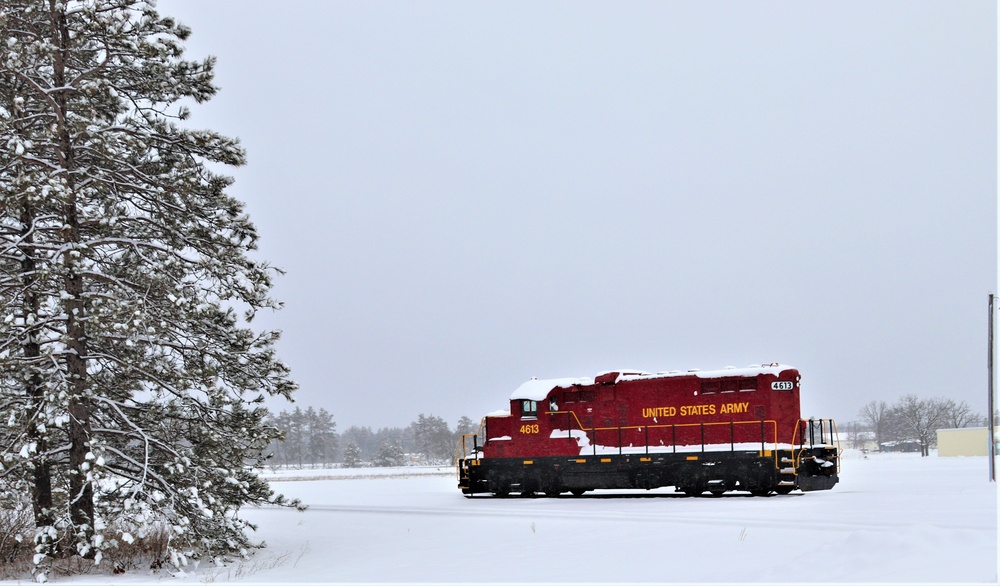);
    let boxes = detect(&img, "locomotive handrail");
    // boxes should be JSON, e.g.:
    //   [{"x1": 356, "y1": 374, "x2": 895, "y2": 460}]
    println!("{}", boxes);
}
[
  {"x1": 546, "y1": 409, "x2": 589, "y2": 433},
  {"x1": 819, "y1": 418, "x2": 842, "y2": 473},
  {"x1": 791, "y1": 418, "x2": 841, "y2": 474},
  {"x1": 546, "y1": 410, "x2": 780, "y2": 461},
  {"x1": 454, "y1": 433, "x2": 477, "y2": 479},
  {"x1": 454, "y1": 419, "x2": 487, "y2": 480},
  {"x1": 791, "y1": 419, "x2": 804, "y2": 472},
  {"x1": 455, "y1": 433, "x2": 478, "y2": 460}
]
